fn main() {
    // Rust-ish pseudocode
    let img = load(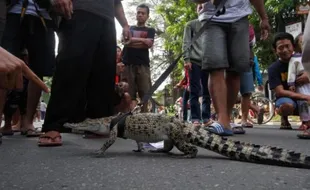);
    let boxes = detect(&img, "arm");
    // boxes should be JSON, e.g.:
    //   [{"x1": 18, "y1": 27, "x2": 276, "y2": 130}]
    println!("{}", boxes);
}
[
  {"x1": 268, "y1": 66, "x2": 307, "y2": 100},
  {"x1": 253, "y1": 56, "x2": 263, "y2": 86},
  {"x1": 114, "y1": 0, "x2": 129, "y2": 29},
  {"x1": 182, "y1": 22, "x2": 192, "y2": 63},
  {"x1": 126, "y1": 38, "x2": 152, "y2": 48},
  {"x1": 250, "y1": 0, "x2": 270, "y2": 40},
  {"x1": 249, "y1": 0, "x2": 268, "y2": 20},
  {"x1": 126, "y1": 28, "x2": 155, "y2": 49}
]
